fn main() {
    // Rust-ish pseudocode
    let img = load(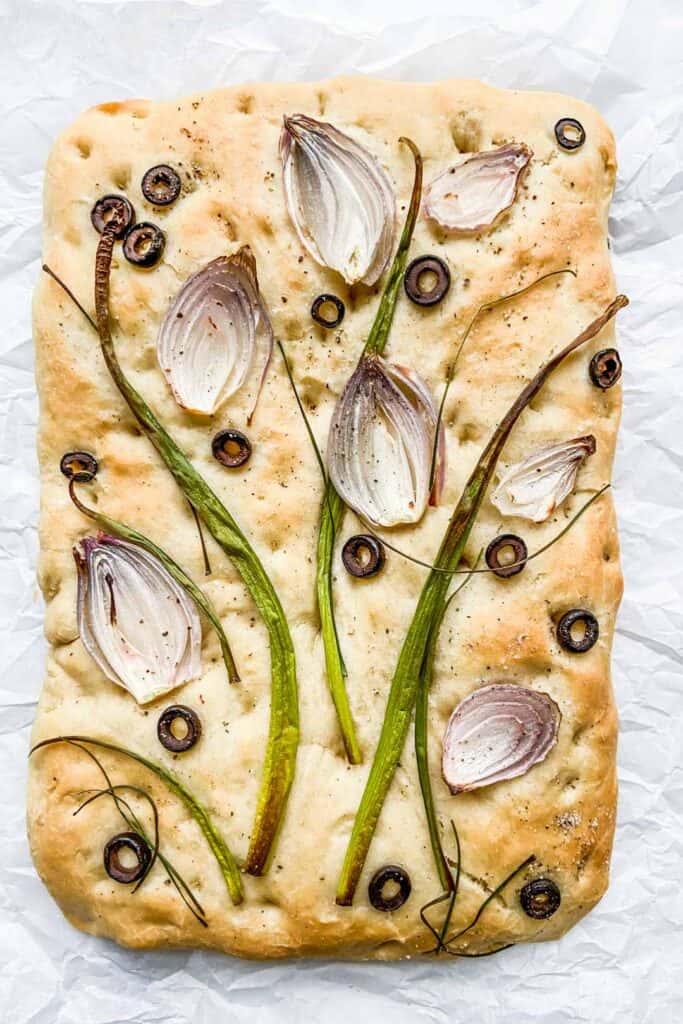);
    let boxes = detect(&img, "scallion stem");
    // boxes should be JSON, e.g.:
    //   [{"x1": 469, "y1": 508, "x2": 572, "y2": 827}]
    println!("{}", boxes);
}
[
  {"x1": 315, "y1": 139, "x2": 423, "y2": 764},
  {"x1": 335, "y1": 293, "x2": 628, "y2": 905},
  {"x1": 31, "y1": 735, "x2": 244, "y2": 905}
]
